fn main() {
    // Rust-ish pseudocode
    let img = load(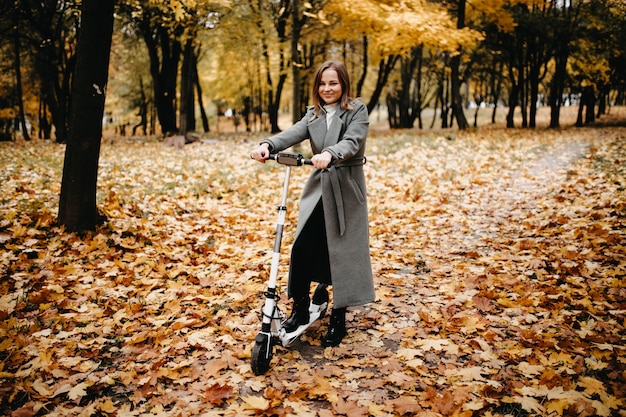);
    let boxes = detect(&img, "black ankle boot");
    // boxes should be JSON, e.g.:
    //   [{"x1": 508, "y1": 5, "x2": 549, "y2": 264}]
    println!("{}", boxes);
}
[
  {"x1": 283, "y1": 296, "x2": 310, "y2": 333},
  {"x1": 322, "y1": 307, "x2": 347, "y2": 347}
]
